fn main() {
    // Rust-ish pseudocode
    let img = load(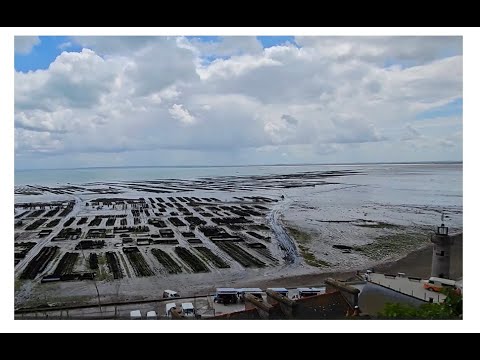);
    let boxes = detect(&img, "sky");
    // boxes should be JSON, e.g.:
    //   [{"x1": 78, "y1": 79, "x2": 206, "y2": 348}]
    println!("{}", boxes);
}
[{"x1": 14, "y1": 35, "x2": 463, "y2": 170}]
